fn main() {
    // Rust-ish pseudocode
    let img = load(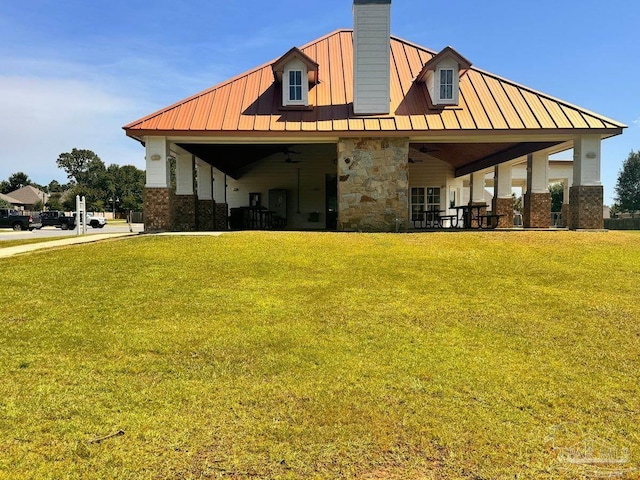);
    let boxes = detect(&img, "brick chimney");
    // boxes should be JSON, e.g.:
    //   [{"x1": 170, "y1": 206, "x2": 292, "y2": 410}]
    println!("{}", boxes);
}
[{"x1": 353, "y1": 0, "x2": 391, "y2": 115}]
